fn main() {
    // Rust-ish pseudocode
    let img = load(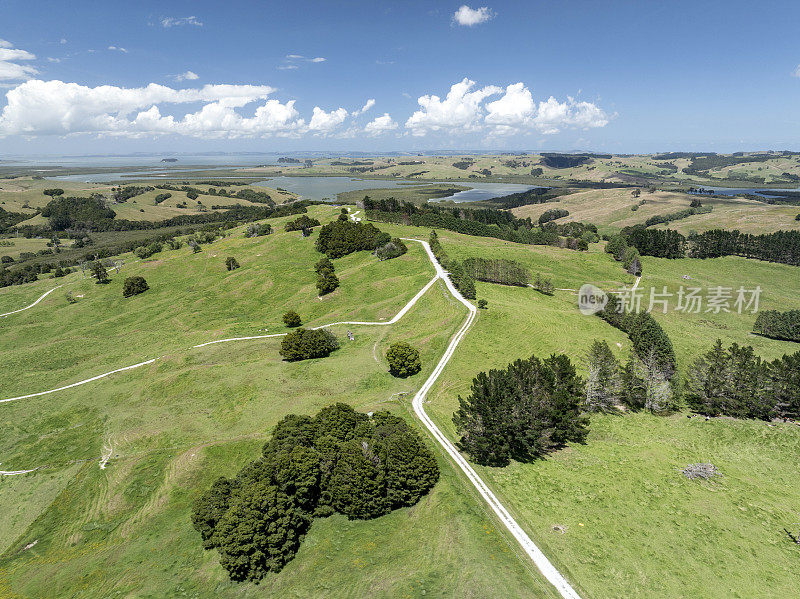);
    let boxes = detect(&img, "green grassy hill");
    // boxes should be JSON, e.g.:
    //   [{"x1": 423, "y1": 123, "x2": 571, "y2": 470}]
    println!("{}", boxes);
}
[
  {"x1": 2, "y1": 205, "x2": 799, "y2": 597},
  {"x1": 511, "y1": 187, "x2": 800, "y2": 235},
  {"x1": 0, "y1": 205, "x2": 557, "y2": 598},
  {"x1": 0, "y1": 177, "x2": 298, "y2": 228}
]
